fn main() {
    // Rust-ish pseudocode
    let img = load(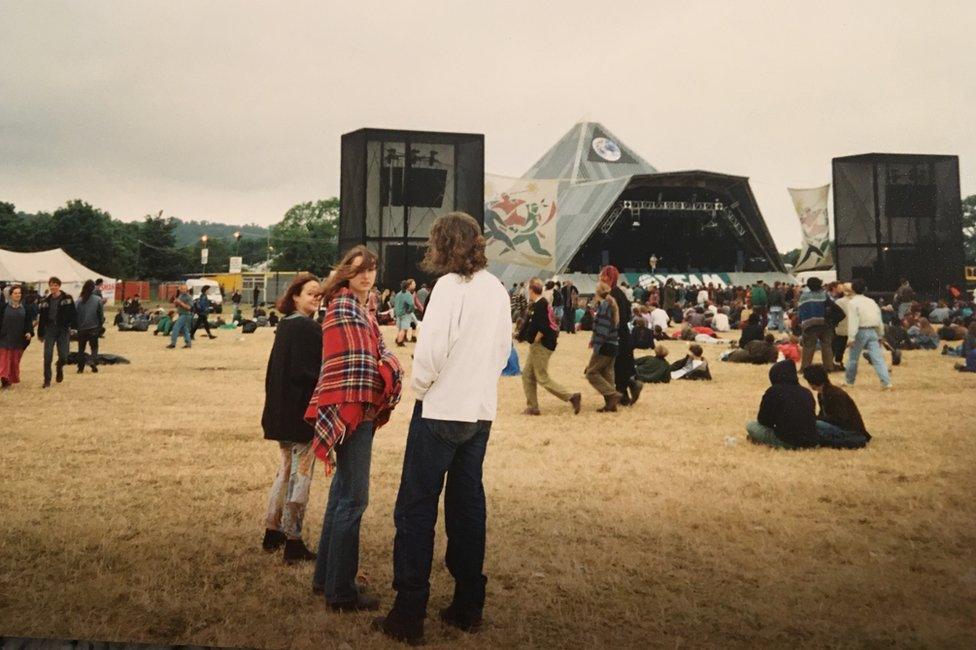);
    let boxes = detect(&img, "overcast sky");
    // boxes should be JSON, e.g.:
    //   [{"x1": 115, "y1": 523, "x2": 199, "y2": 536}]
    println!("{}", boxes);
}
[{"x1": 1, "y1": 0, "x2": 973, "y2": 251}]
